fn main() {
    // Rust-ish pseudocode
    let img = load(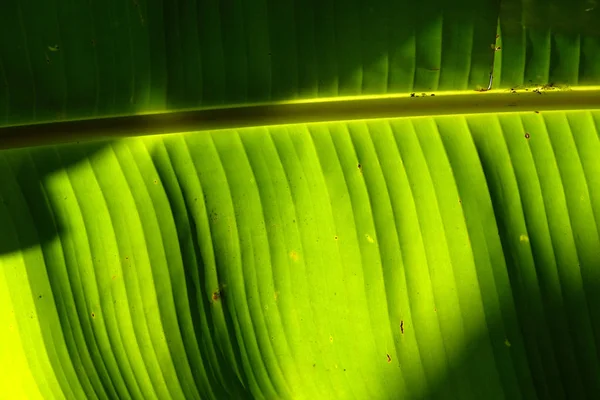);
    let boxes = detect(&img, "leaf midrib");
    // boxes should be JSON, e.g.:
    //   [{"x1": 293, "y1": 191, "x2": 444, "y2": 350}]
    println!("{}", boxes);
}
[{"x1": 1, "y1": 87, "x2": 600, "y2": 150}]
